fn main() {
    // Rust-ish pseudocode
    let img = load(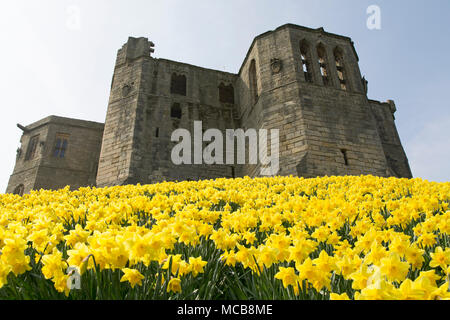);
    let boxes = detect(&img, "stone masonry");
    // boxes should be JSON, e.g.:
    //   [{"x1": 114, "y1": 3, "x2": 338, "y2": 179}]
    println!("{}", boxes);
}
[
  {"x1": 6, "y1": 24, "x2": 412, "y2": 194},
  {"x1": 6, "y1": 116, "x2": 104, "y2": 195}
]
